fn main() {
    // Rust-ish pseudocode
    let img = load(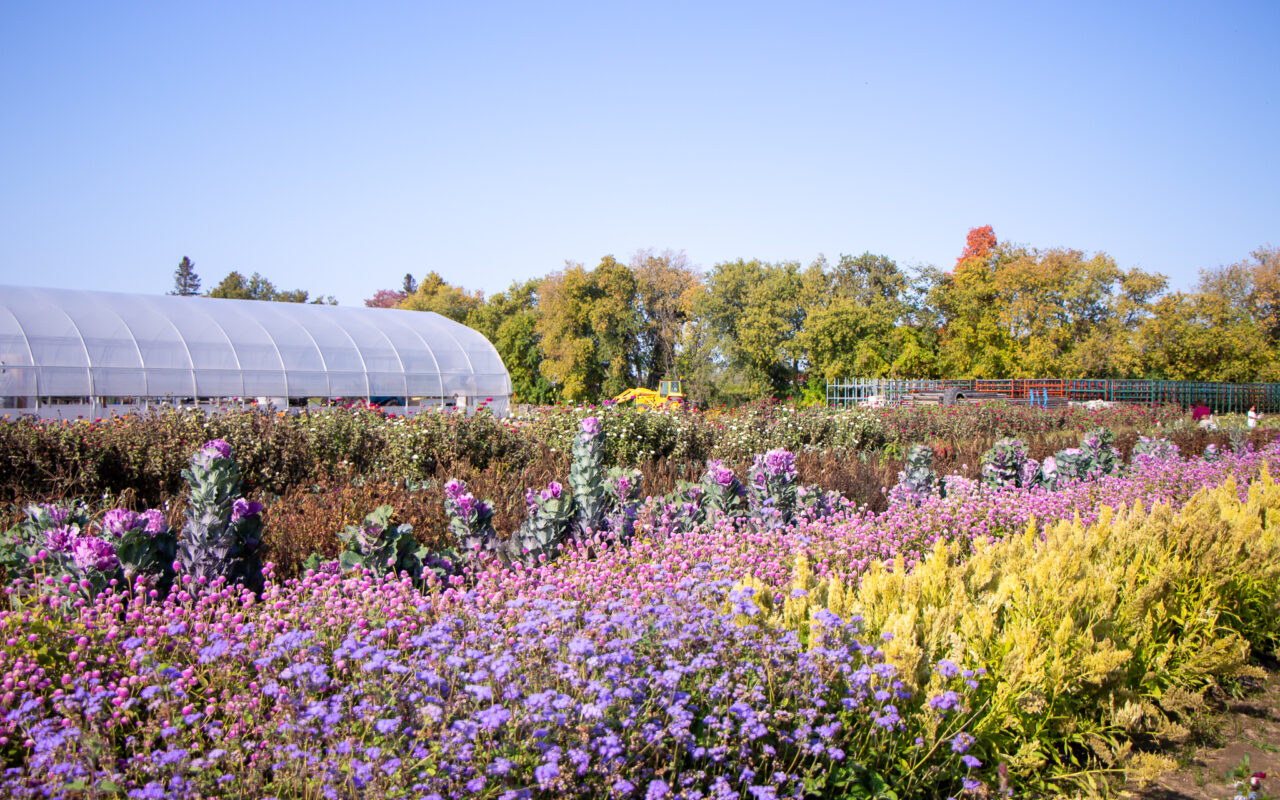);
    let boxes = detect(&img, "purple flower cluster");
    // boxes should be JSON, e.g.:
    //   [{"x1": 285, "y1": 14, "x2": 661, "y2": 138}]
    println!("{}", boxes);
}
[
  {"x1": 756, "y1": 448, "x2": 797, "y2": 480},
  {"x1": 200, "y1": 438, "x2": 233, "y2": 460},
  {"x1": 70, "y1": 535, "x2": 118, "y2": 573}
]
